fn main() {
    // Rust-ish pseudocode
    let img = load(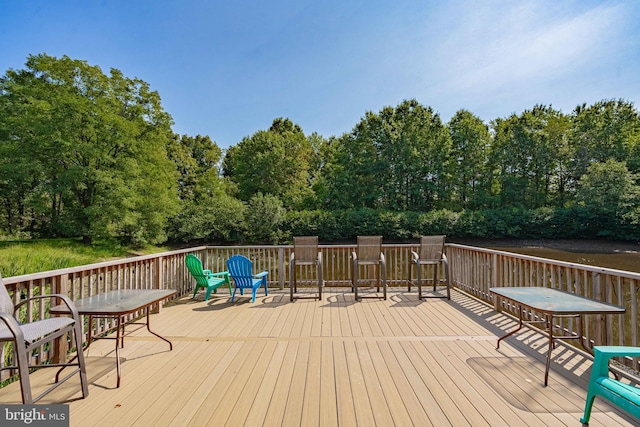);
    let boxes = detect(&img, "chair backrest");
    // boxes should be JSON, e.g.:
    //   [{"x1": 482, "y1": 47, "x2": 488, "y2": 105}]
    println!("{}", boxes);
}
[
  {"x1": 0, "y1": 272, "x2": 15, "y2": 316},
  {"x1": 293, "y1": 236, "x2": 319, "y2": 263},
  {"x1": 185, "y1": 254, "x2": 209, "y2": 287},
  {"x1": 226, "y1": 255, "x2": 254, "y2": 289},
  {"x1": 418, "y1": 235, "x2": 446, "y2": 261},
  {"x1": 357, "y1": 236, "x2": 382, "y2": 262}
]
